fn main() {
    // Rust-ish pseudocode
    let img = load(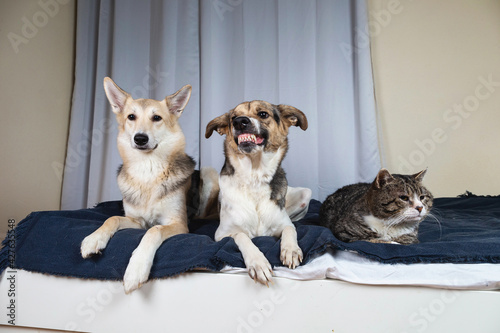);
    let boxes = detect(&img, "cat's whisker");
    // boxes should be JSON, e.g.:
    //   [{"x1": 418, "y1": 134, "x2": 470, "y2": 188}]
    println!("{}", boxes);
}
[
  {"x1": 425, "y1": 212, "x2": 443, "y2": 239},
  {"x1": 386, "y1": 214, "x2": 405, "y2": 229}
]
